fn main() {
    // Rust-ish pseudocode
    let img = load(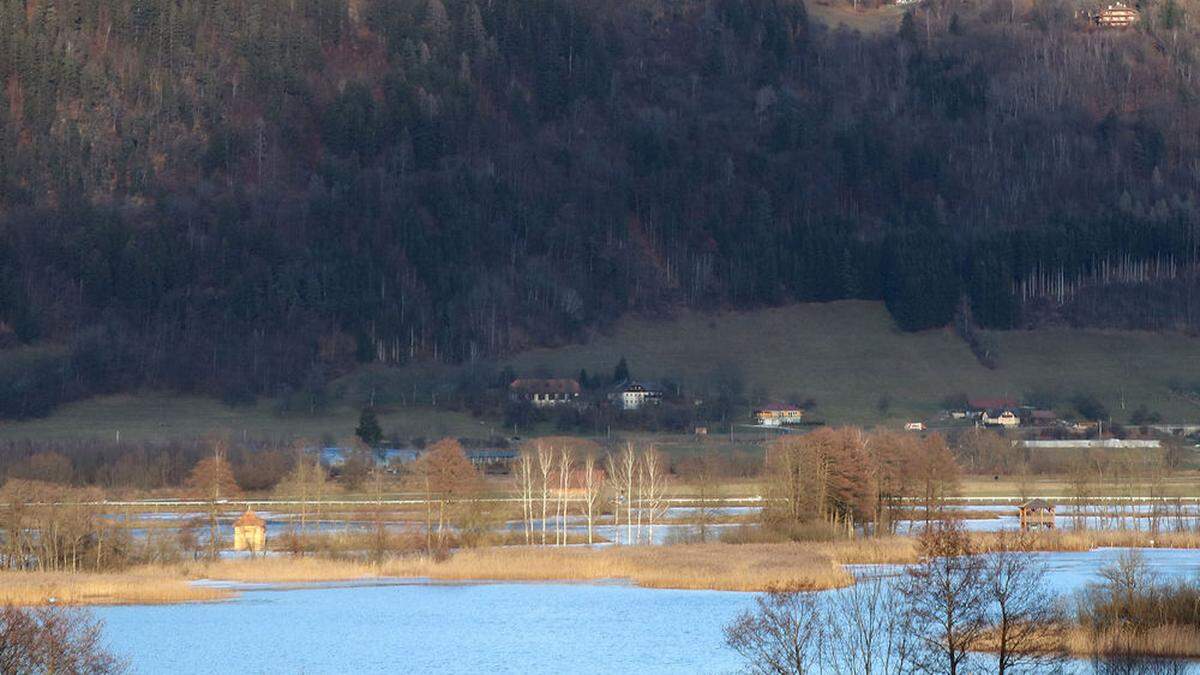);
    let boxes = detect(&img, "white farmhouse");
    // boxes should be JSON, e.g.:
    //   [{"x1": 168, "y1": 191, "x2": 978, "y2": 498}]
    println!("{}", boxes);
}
[{"x1": 610, "y1": 380, "x2": 664, "y2": 411}]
